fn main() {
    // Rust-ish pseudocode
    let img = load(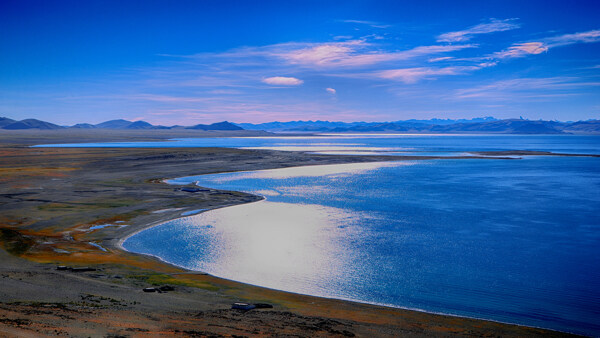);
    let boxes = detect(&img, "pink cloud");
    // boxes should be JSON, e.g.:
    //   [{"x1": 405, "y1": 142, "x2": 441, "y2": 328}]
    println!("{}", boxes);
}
[{"x1": 493, "y1": 42, "x2": 548, "y2": 59}]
